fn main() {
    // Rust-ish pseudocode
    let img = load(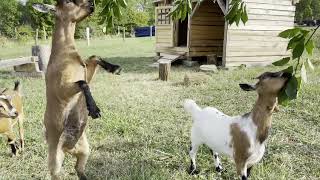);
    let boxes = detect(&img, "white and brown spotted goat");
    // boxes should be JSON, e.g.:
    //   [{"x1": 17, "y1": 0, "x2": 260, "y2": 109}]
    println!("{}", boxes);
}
[
  {"x1": 184, "y1": 71, "x2": 292, "y2": 180},
  {"x1": 0, "y1": 81, "x2": 24, "y2": 156},
  {"x1": 32, "y1": 1, "x2": 121, "y2": 180}
]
